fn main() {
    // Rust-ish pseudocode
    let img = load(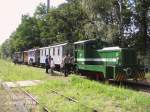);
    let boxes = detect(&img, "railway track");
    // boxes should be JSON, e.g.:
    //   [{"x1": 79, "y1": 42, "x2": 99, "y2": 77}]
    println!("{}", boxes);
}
[
  {"x1": 108, "y1": 79, "x2": 150, "y2": 93},
  {"x1": 49, "y1": 89, "x2": 99, "y2": 112},
  {"x1": 2, "y1": 85, "x2": 49, "y2": 112},
  {"x1": 2, "y1": 82, "x2": 98, "y2": 112}
]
